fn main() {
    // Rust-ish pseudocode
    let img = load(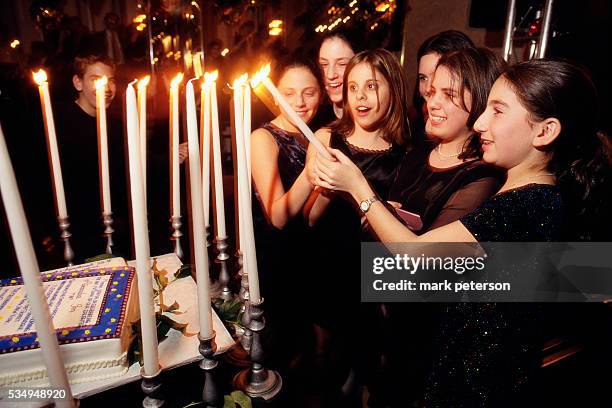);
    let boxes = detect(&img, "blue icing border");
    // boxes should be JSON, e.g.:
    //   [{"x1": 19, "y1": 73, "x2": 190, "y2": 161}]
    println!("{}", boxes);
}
[{"x1": 0, "y1": 266, "x2": 135, "y2": 354}]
